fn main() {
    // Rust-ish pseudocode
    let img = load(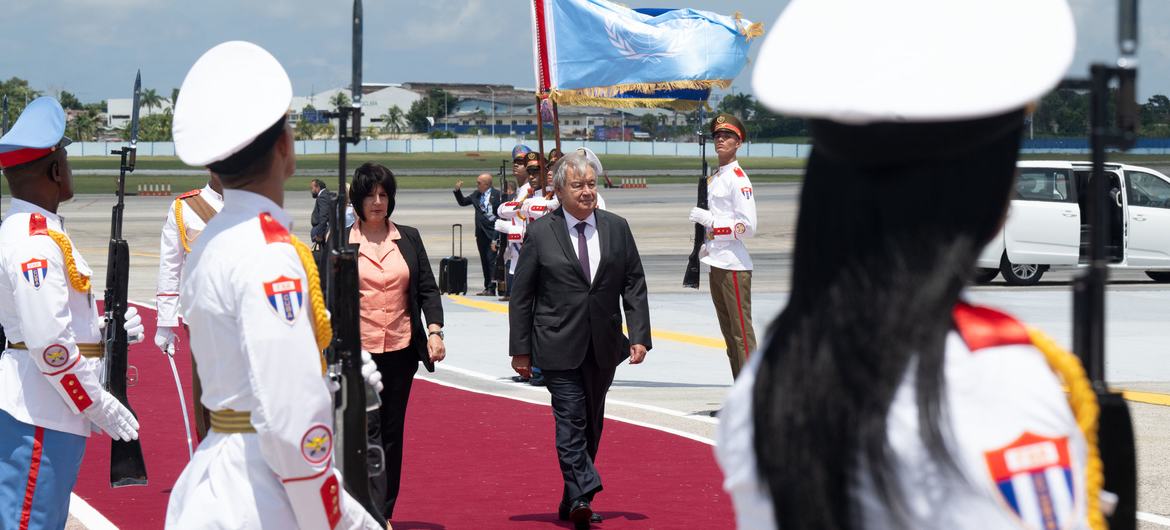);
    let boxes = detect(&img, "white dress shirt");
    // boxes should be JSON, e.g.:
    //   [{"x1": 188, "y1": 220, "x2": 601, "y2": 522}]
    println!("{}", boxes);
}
[
  {"x1": 565, "y1": 210, "x2": 600, "y2": 284},
  {"x1": 701, "y1": 160, "x2": 757, "y2": 271}
]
